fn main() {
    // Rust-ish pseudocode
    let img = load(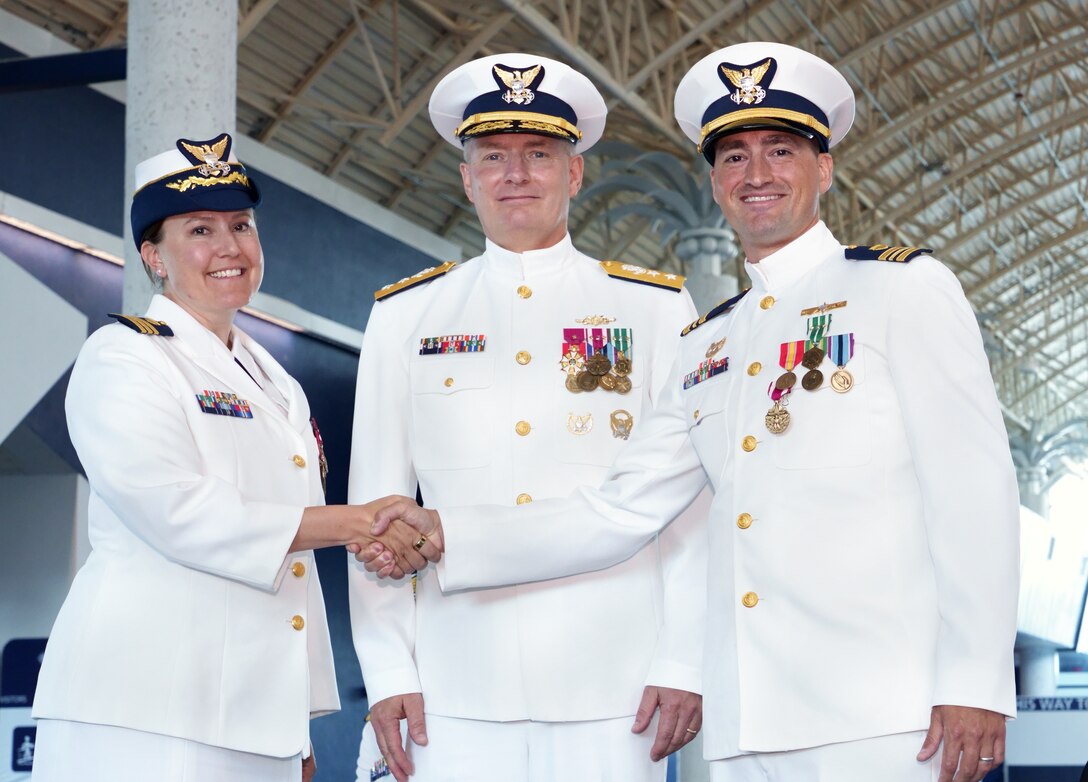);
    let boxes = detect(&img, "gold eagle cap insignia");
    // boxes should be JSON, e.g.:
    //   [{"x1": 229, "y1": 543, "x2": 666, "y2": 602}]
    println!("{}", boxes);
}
[
  {"x1": 180, "y1": 137, "x2": 232, "y2": 177},
  {"x1": 494, "y1": 64, "x2": 542, "y2": 106},
  {"x1": 720, "y1": 59, "x2": 772, "y2": 105}
]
